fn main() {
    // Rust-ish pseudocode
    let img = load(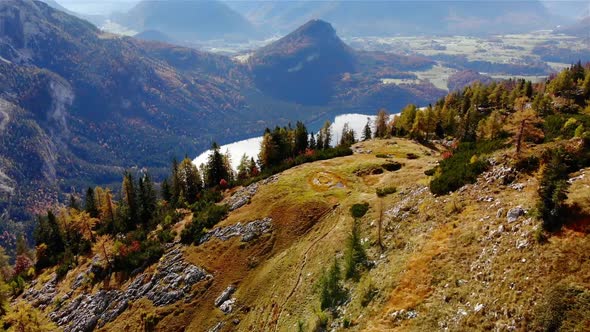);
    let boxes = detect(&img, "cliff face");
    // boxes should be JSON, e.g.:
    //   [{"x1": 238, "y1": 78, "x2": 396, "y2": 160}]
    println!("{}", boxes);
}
[{"x1": 20, "y1": 138, "x2": 590, "y2": 331}]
